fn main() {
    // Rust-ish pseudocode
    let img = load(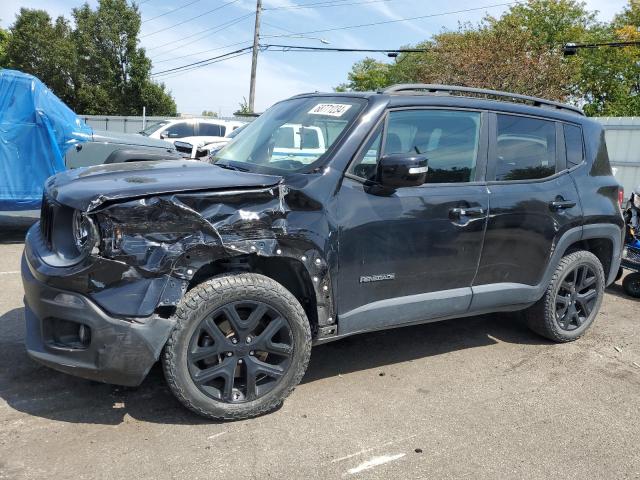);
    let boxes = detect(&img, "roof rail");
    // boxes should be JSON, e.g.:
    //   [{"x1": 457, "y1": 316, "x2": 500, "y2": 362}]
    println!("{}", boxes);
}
[{"x1": 380, "y1": 84, "x2": 584, "y2": 116}]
